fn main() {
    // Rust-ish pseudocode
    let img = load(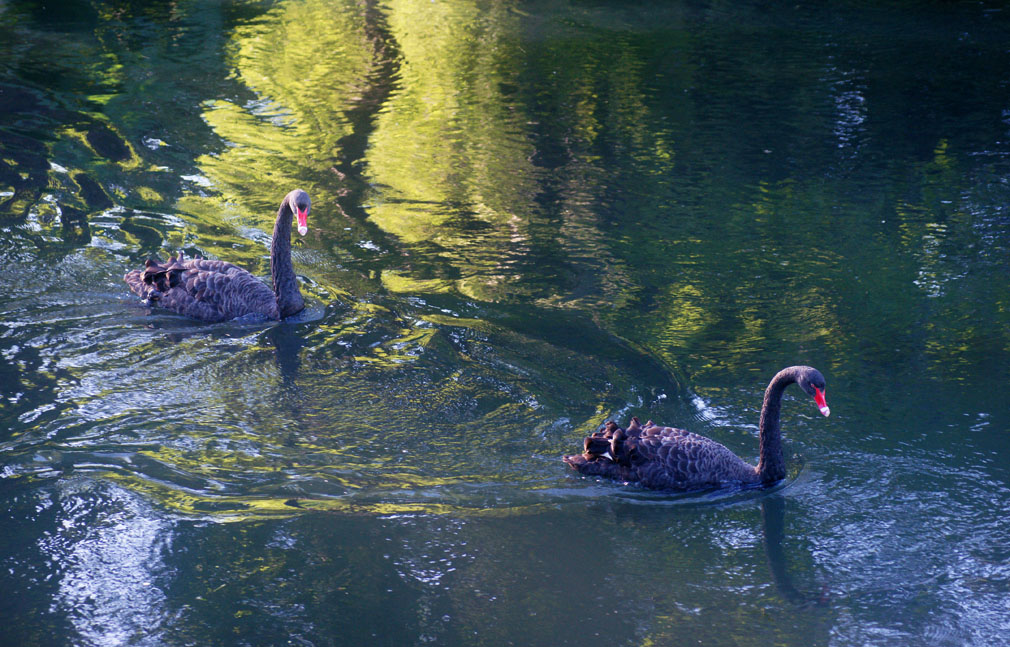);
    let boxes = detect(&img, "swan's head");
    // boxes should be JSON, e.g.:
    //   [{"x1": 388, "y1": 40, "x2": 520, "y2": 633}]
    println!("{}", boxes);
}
[
  {"x1": 796, "y1": 366, "x2": 830, "y2": 417},
  {"x1": 287, "y1": 189, "x2": 311, "y2": 236}
]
